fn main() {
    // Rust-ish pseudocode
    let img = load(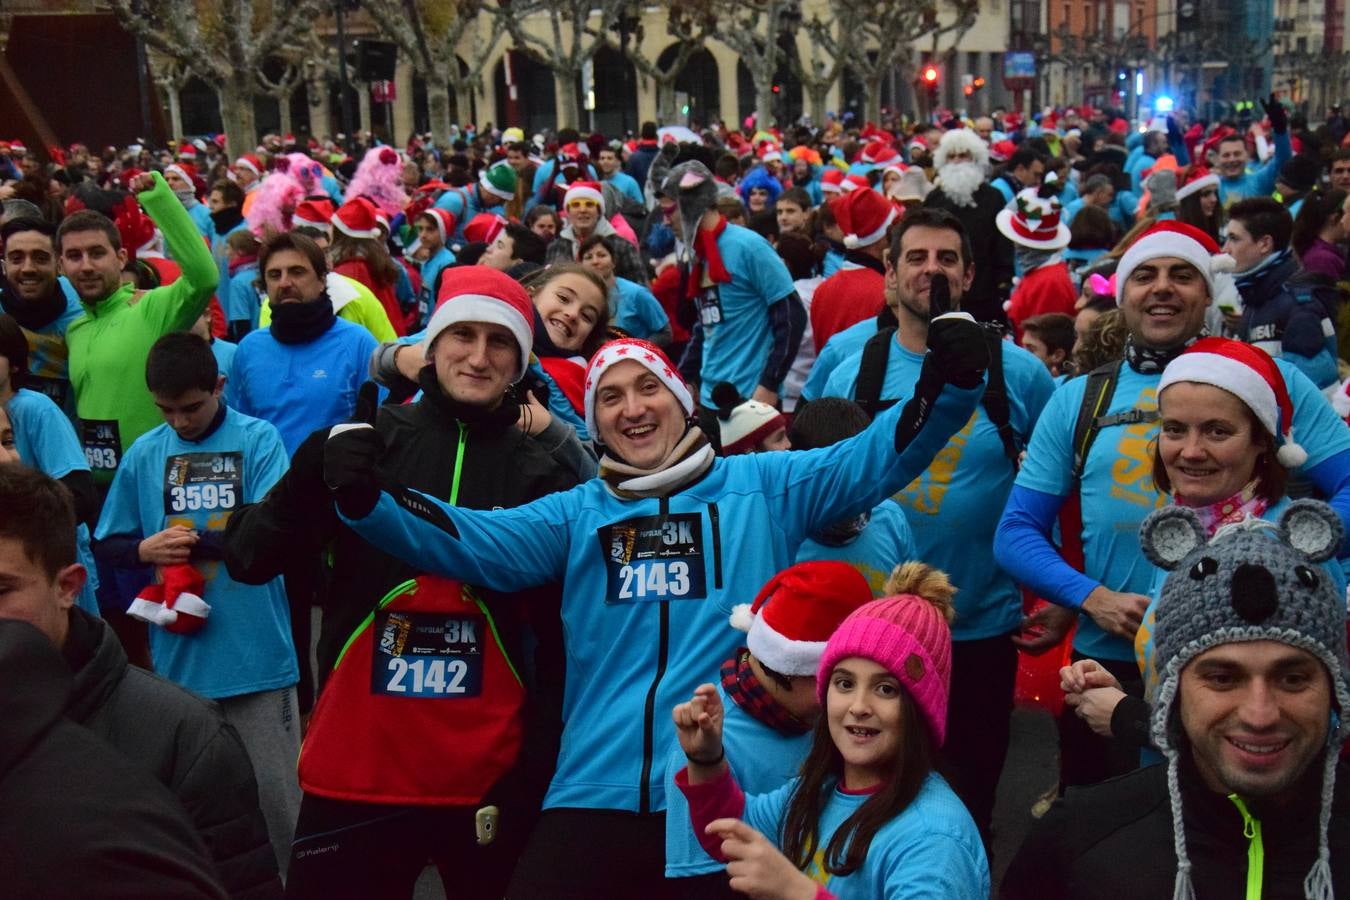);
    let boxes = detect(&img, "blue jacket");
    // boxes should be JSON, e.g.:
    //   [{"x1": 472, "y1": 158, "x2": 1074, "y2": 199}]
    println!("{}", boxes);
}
[
  {"x1": 340, "y1": 378, "x2": 982, "y2": 813},
  {"x1": 1237, "y1": 251, "x2": 1341, "y2": 389}
]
